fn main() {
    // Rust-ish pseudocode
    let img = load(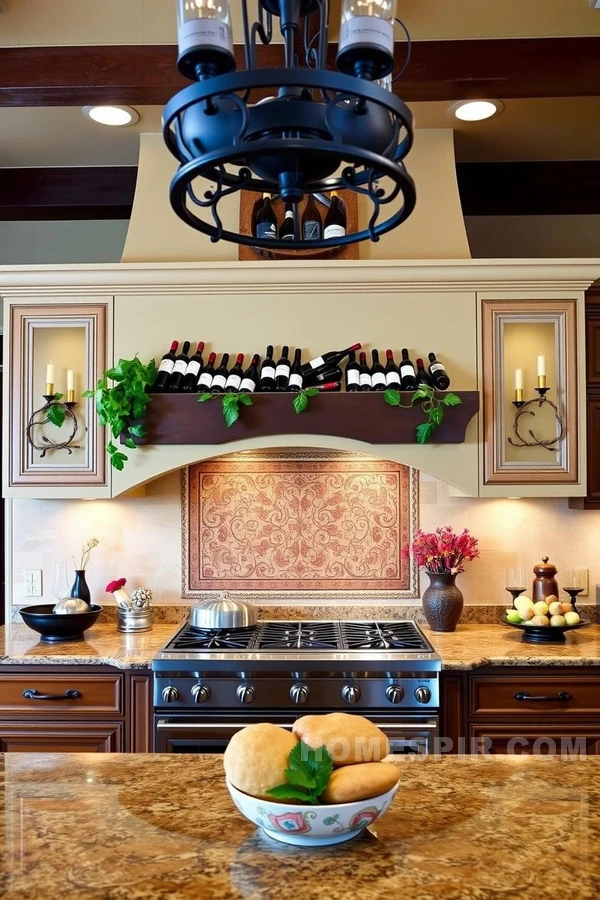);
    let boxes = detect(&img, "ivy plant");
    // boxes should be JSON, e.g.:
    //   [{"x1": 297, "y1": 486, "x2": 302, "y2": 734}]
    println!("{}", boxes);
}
[
  {"x1": 46, "y1": 393, "x2": 65, "y2": 428},
  {"x1": 383, "y1": 384, "x2": 462, "y2": 444},
  {"x1": 198, "y1": 391, "x2": 253, "y2": 427},
  {"x1": 82, "y1": 356, "x2": 157, "y2": 470},
  {"x1": 292, "y1": 387, "x2": 319, "y2": 414}
]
